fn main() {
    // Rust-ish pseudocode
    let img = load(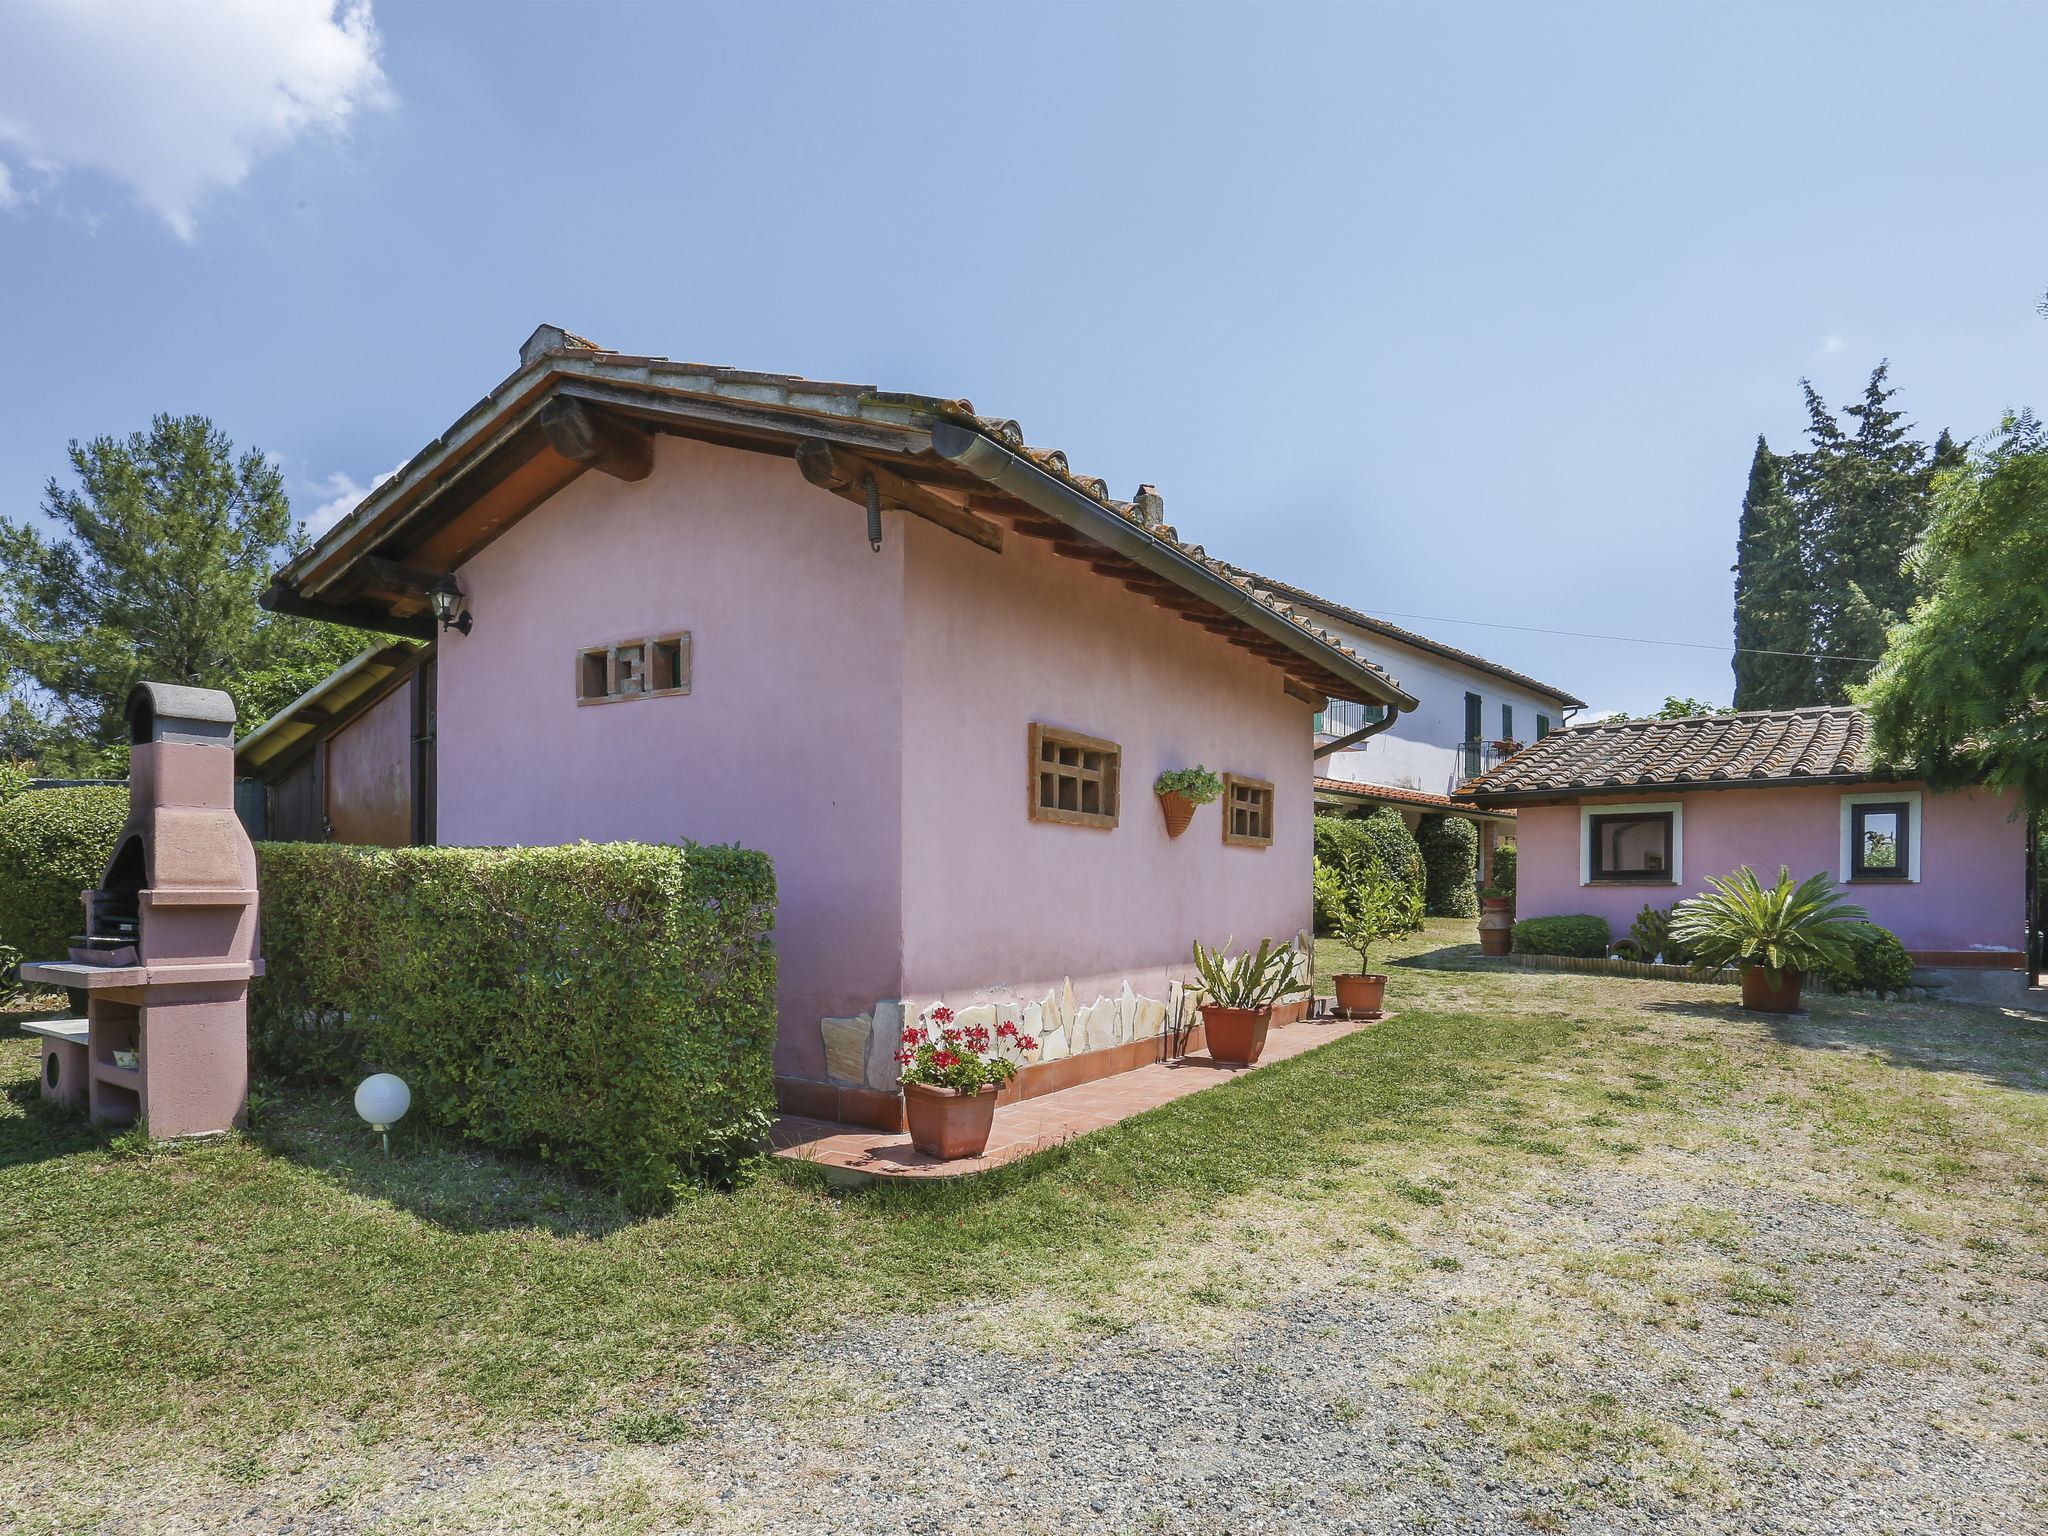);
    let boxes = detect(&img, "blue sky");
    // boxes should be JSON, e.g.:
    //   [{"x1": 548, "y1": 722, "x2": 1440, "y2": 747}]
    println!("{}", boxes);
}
[{"x1": 2, "y1": 1, "x2": 2043, "y2": 718}]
